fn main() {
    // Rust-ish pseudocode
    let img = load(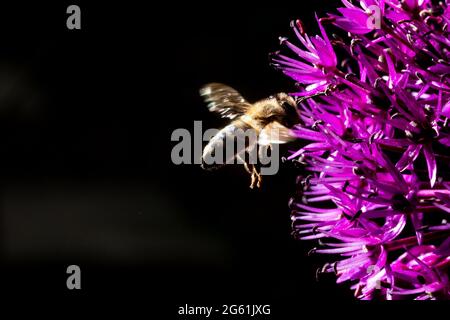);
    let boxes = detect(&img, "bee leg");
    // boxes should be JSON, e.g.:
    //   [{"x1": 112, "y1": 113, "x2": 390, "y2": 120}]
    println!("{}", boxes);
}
[
  {"x1": 254, "y1": 166, "x2": 262, "y2": 188},
  {"x1": 250, "y1": 173, "x2": 257, "y2": 189},
  {"x1": 245, "y1": 163, "x2": 258, "y2": 189},
  {"x1": 239, "y1": 156, "x2": 260, "y2": 189},
  {"x1": 247, "y1": 165, "x2": 261, "y2": 189},
  {"x1": 237, "y1": 155, "x2": 255, "y2": 189},
  {"x1": 243, "y1": 161, "x2": 253, "y2": 174}
]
